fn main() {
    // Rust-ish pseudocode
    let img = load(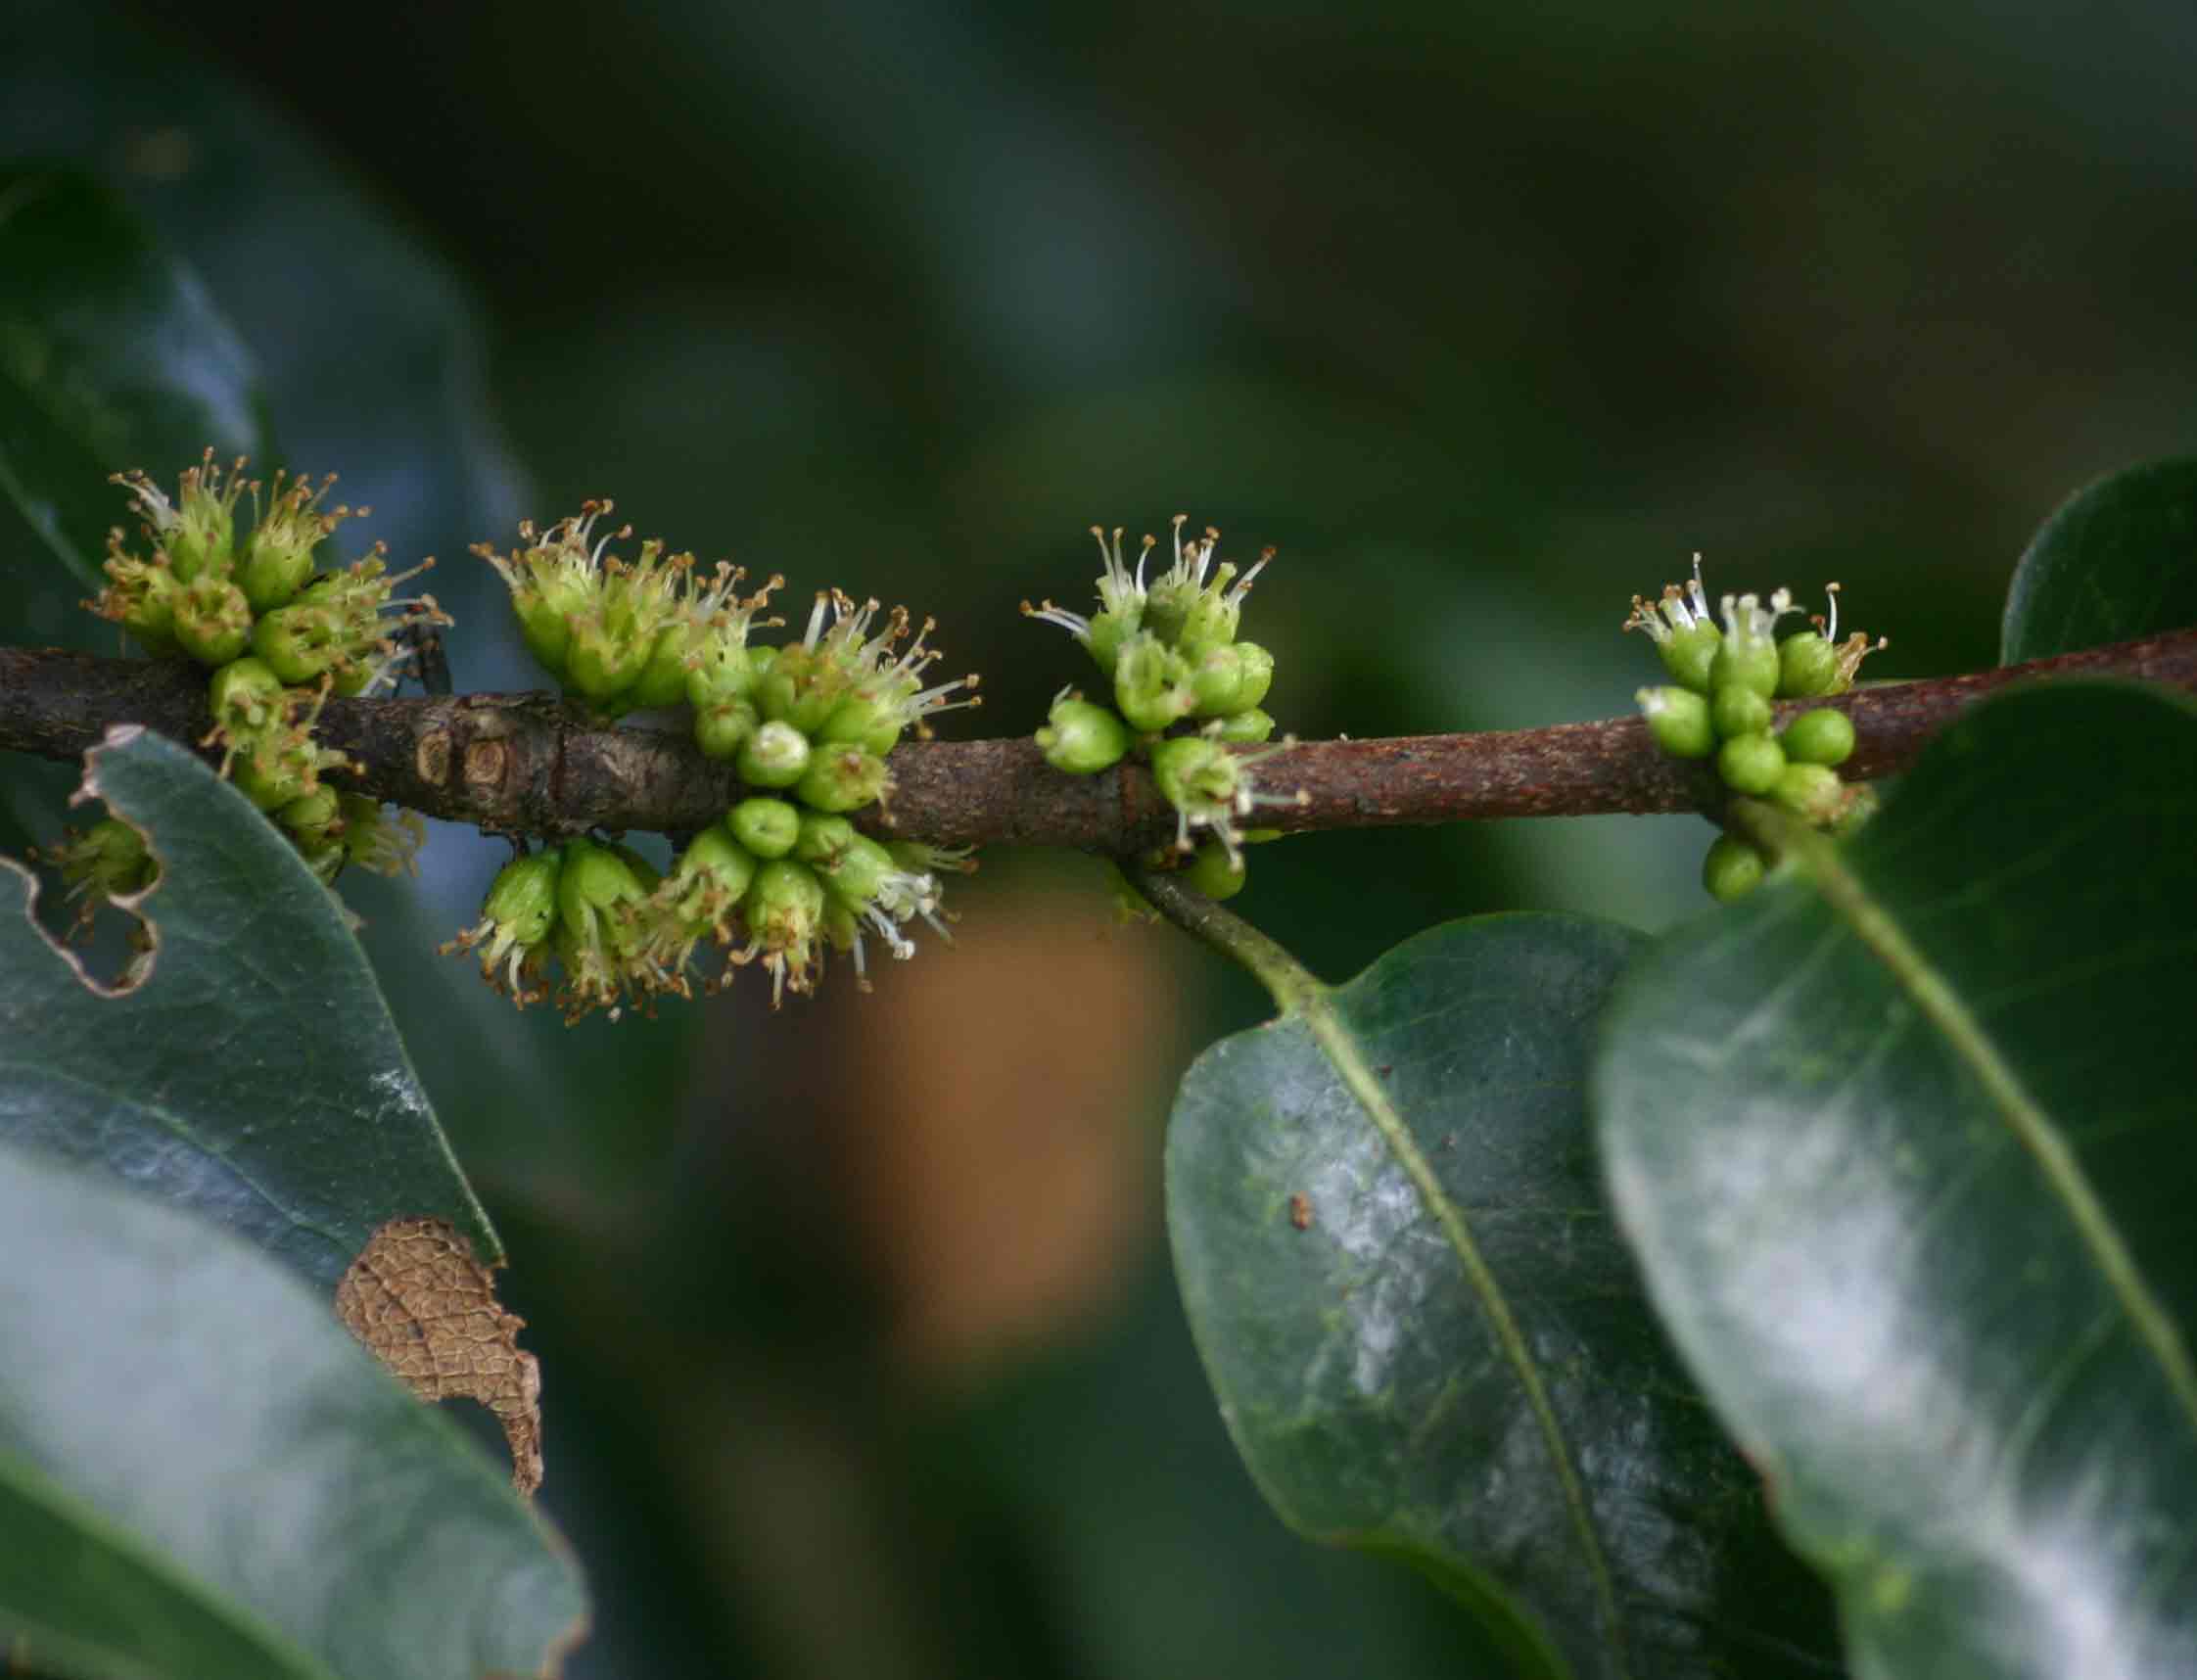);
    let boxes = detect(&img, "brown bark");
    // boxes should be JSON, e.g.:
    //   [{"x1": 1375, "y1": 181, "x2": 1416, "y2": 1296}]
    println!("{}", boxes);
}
[{"x1": 5, "y1": 629, "x2": 2195, "y2": 851}]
